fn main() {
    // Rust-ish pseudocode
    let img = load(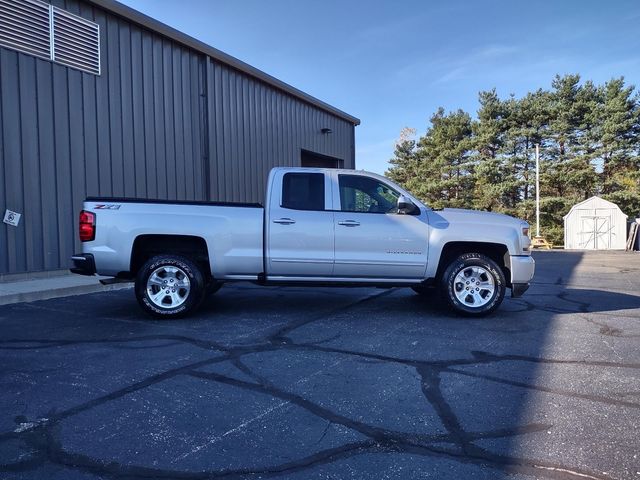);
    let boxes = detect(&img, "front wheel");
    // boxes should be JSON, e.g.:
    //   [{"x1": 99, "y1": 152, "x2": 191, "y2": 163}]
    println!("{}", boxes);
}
[
  {"x1": 440, "y1": 253, "x2": 505, "y2": 316},
  {"x1": 135, "y1": 255, "x2": 206, "y2": 318}
]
